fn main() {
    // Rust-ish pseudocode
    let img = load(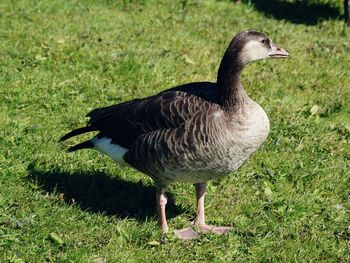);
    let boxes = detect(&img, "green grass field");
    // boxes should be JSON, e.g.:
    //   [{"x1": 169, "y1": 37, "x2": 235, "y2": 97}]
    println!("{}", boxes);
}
[{"x1": 1, "y1": 0, "x2": 349, "y2": 261}]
